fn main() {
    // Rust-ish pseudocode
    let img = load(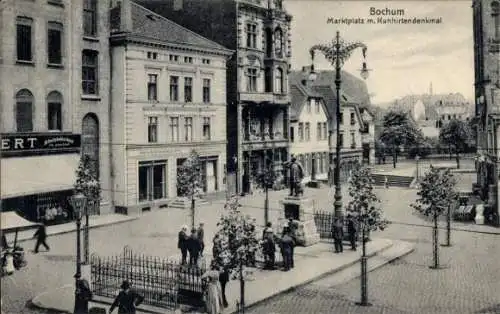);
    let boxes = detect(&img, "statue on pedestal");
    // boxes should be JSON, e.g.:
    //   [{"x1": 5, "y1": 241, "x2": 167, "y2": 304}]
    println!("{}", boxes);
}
[{"x1": 284, "y1": 157, "x2": 304, "y2": 197}]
